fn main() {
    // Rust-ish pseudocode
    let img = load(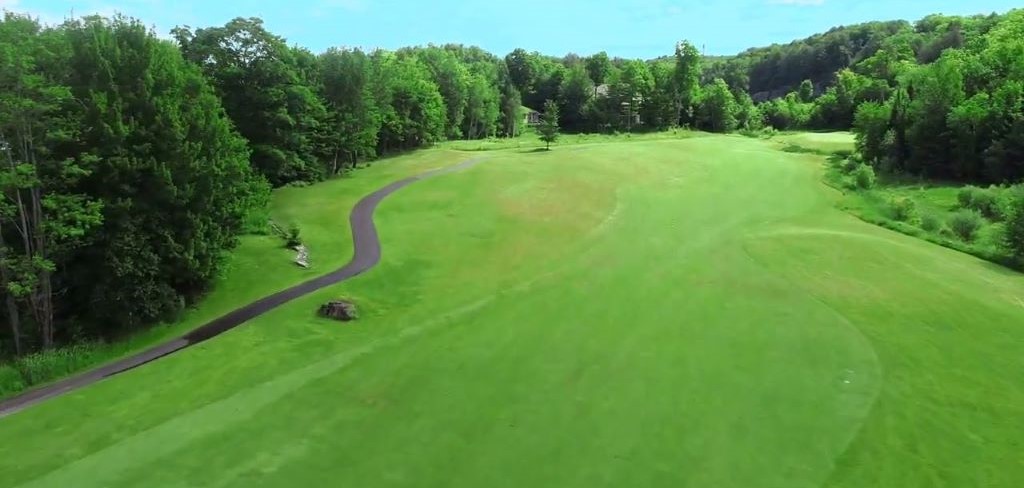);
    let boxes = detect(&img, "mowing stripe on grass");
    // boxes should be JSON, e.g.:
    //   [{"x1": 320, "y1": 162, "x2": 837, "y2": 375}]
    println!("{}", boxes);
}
[{"x1": 0, "y1": 157, "x2": 486, "y2": 419}]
